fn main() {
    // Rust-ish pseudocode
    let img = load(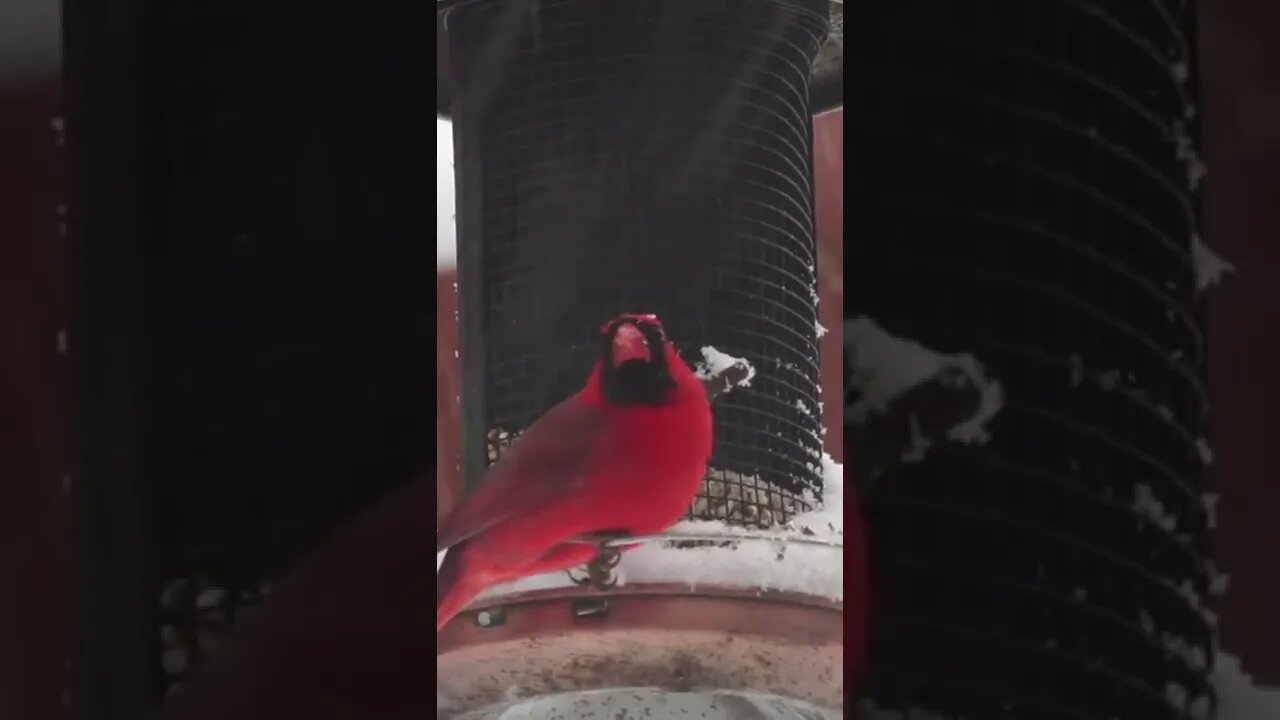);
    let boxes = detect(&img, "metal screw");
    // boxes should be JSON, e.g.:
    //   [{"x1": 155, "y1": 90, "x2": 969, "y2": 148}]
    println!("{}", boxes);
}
[
  {"x1": 474, "y1": 607, "x2": 507, "y2": 628},
  {"x1": 572, "y1": 598, "x2": 609, "y2": 619}
]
